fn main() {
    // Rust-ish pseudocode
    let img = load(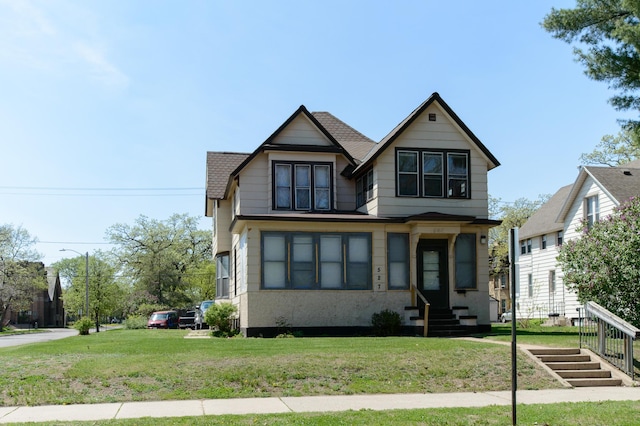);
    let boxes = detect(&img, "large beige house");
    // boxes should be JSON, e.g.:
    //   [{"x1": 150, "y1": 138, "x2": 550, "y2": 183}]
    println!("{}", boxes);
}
[{"x1": 205, "y1": 93, "x2": 501, "y2": 337}]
